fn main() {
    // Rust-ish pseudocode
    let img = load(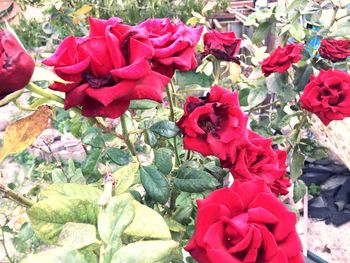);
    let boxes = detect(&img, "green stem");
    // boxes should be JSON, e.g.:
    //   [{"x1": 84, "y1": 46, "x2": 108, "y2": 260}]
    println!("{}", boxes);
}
[
  {"x1": 166, "y1": 84, "x2": 175, "y2": 122},
  {"x1": 120, "y1": 114, "x2": 137, "y2": 156},
  {"x1": 166, "y1": 82, "x2": 180, "y2": 166},
  {"x1": 1, "y1": 226, "x2": 13, "y2": 263},
  {"x1": 26, "y1": 82, "x2": 65, "y2": 105},
  {"x1": 0, "y1": 182, "x2": 34, "y2": 208}
]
